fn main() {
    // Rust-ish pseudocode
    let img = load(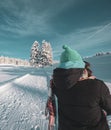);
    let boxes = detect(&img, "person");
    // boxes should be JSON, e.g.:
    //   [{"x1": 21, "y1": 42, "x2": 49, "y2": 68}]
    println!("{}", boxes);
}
[
  {"x1": 45, "y1": 44, "x2": 111, "y2": 130},
  {"x1": 45, "y1": 60, "x2": 95, "y2": 130}
]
